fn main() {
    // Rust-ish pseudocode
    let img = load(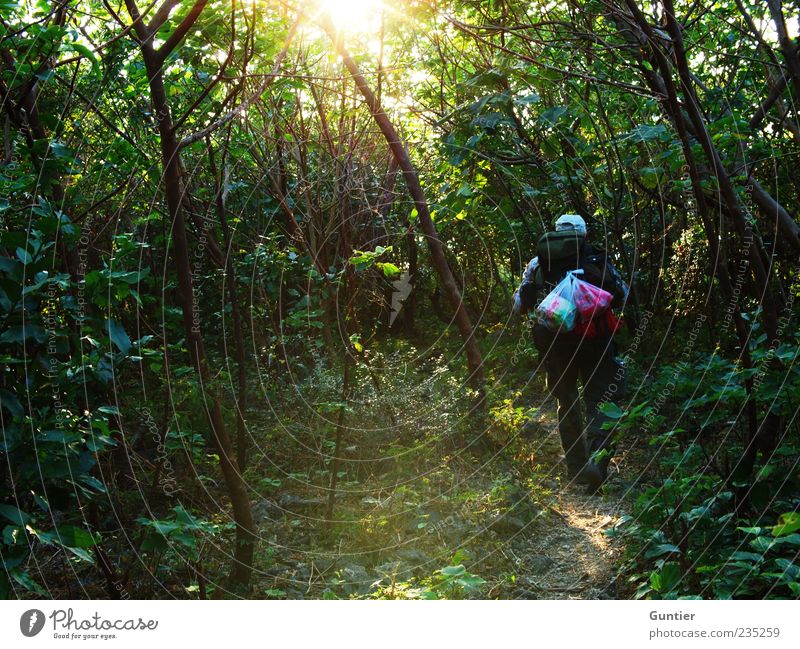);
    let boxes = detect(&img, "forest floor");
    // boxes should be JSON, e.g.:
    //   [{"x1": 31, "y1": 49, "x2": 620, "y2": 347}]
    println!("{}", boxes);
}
[
  {"x1": 246, "y1": 381, "x2": 635, "y2": 600},
  {"x1": 502, "y1": 406, "x2": 629, "y2": 599}
]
